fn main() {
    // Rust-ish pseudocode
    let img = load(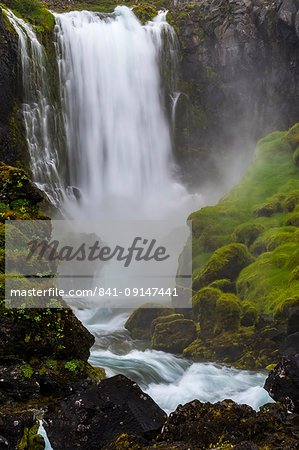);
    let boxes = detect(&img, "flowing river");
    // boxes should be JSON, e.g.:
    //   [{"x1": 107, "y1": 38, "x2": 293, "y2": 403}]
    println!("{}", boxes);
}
[{"x1": 6, "y1": 5, "x2": 272, "y2": 418}]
